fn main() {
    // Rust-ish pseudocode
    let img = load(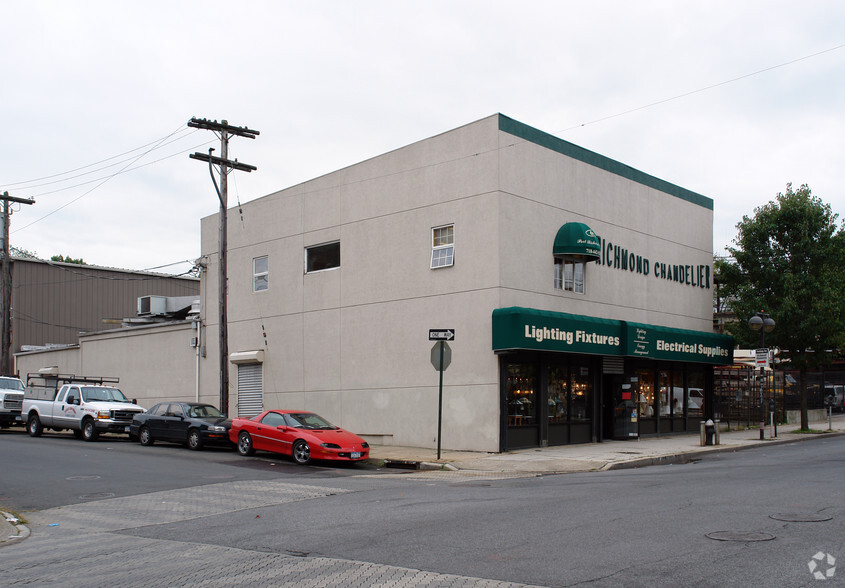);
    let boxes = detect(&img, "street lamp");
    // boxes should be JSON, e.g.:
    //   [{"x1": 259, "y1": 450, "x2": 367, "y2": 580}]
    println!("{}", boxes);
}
[{"x1": 749, "y1": 311, "x2": 775, "y2": 440}]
